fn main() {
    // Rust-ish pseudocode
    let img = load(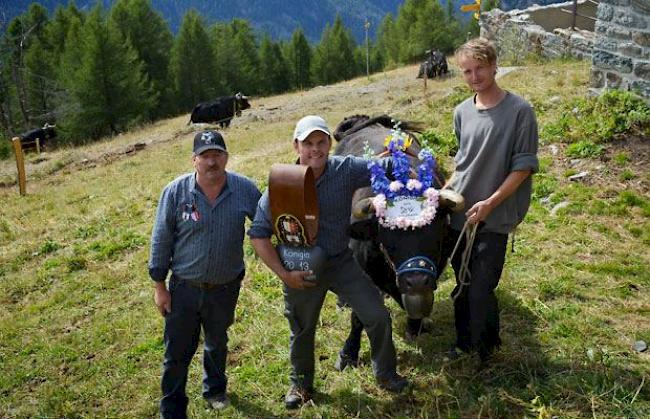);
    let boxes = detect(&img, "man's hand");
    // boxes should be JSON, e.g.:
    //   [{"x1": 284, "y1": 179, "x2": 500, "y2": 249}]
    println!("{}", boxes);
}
[
  {"x1": 465, "y1": 170, "x2": 532, "y2": 225},
  {"x1": 281, "y1": 270, "x2": 317, "y2": 290},
  {"x1": 154, "y1": 282, "x2": 171, "y2": 316},
  {"x1": 465, "y1": 199, "x2": 494, "y2": 225}
]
